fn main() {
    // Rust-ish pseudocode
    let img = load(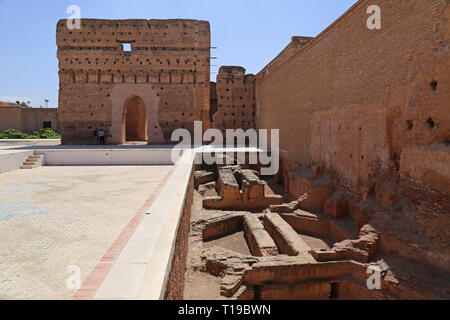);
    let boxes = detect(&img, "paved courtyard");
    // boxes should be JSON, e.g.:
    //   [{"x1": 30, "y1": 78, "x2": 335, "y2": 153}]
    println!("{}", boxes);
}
[{"x1": 0, "y1": 165, "x2": 173, "y2": 300}]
